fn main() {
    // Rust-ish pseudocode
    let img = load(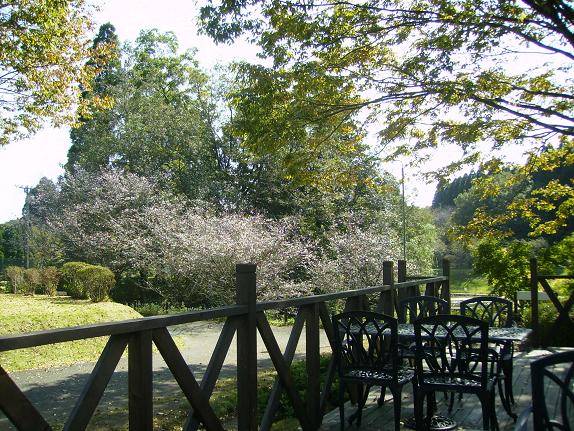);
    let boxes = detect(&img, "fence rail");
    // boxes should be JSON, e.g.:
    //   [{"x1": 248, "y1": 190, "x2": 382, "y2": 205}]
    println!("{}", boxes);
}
[
  {"x1": 0, "y1": 259, "x2": 450, "y2": 431},
  {"x1": 529, "y1": 257, "x2": 574, "y2": 346}
]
